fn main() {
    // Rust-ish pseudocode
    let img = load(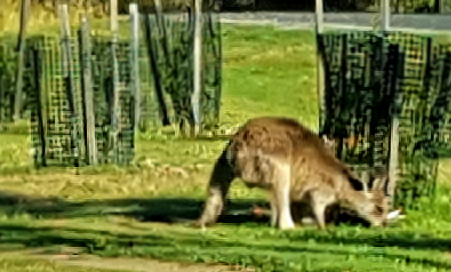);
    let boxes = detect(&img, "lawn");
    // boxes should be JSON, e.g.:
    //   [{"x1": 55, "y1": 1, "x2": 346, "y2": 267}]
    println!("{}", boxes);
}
[{"x1": 1, "y1": 24, "x2": 451, "y2": 272}]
